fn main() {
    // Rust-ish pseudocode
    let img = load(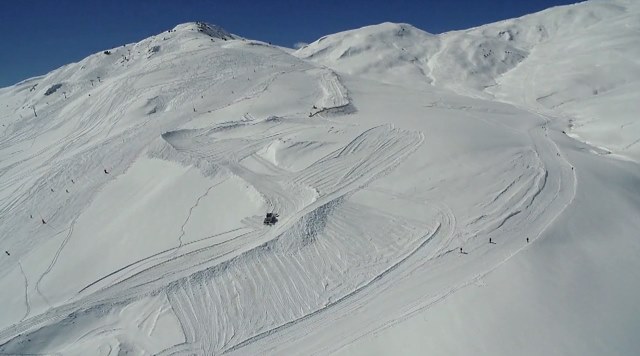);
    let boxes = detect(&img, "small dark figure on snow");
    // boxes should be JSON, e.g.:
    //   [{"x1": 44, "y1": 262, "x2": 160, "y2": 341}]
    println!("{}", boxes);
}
[
  {"x1": 50, "y1": 188, "x2": 54, "y2": 192},
  {"x1": 41, "y1": 218, "x2": 46, "y2": 224},
  {"x1": 66, "y1": 189, "x2": 69, "y2": 193},
  {"x1": 459, "y1": 247, "x2": 463, "y2": 253},
  {"x1": 104, "y1": 169, "x2": 109, "y2": 174},
  {"x1": 5, "y1": 251, "x2": 9, "y2": 256},
  {"x1": 30, "y1": 214, "x2": 33, "y2": 219},
  {"x1": 263, "y1": 213, "x2": 279, "y2": 226},
  {"x1": 526, "y1": 237, "x2": 529, "y2": 243},
  {"x1": 489, "y1": 238, "x2": 492, "y2": 244},
  {"x1": 71, "y1": 179, "x2": 75, "y2": 184}
]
